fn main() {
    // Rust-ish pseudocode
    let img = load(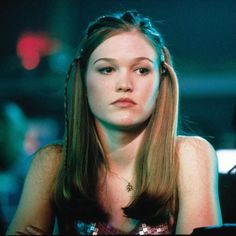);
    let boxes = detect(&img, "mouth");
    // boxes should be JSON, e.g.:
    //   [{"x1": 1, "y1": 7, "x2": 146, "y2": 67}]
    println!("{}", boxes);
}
[{"x1": 111, "y1": 98, "x2": 136, "y2": 108}]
